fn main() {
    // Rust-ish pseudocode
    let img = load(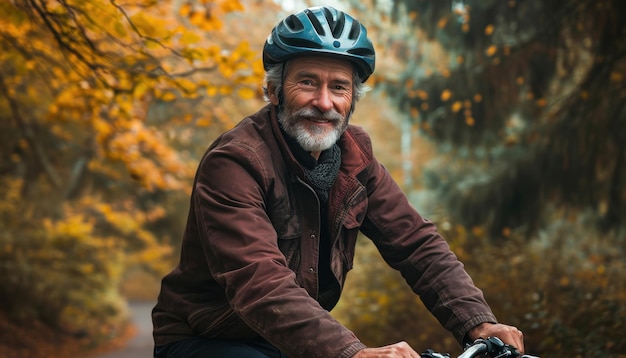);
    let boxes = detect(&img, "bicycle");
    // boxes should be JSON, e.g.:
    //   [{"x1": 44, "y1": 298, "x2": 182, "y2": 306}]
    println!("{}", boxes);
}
[{"x1": 421, "y1": 336, "x2": 539, "y2": 358}]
